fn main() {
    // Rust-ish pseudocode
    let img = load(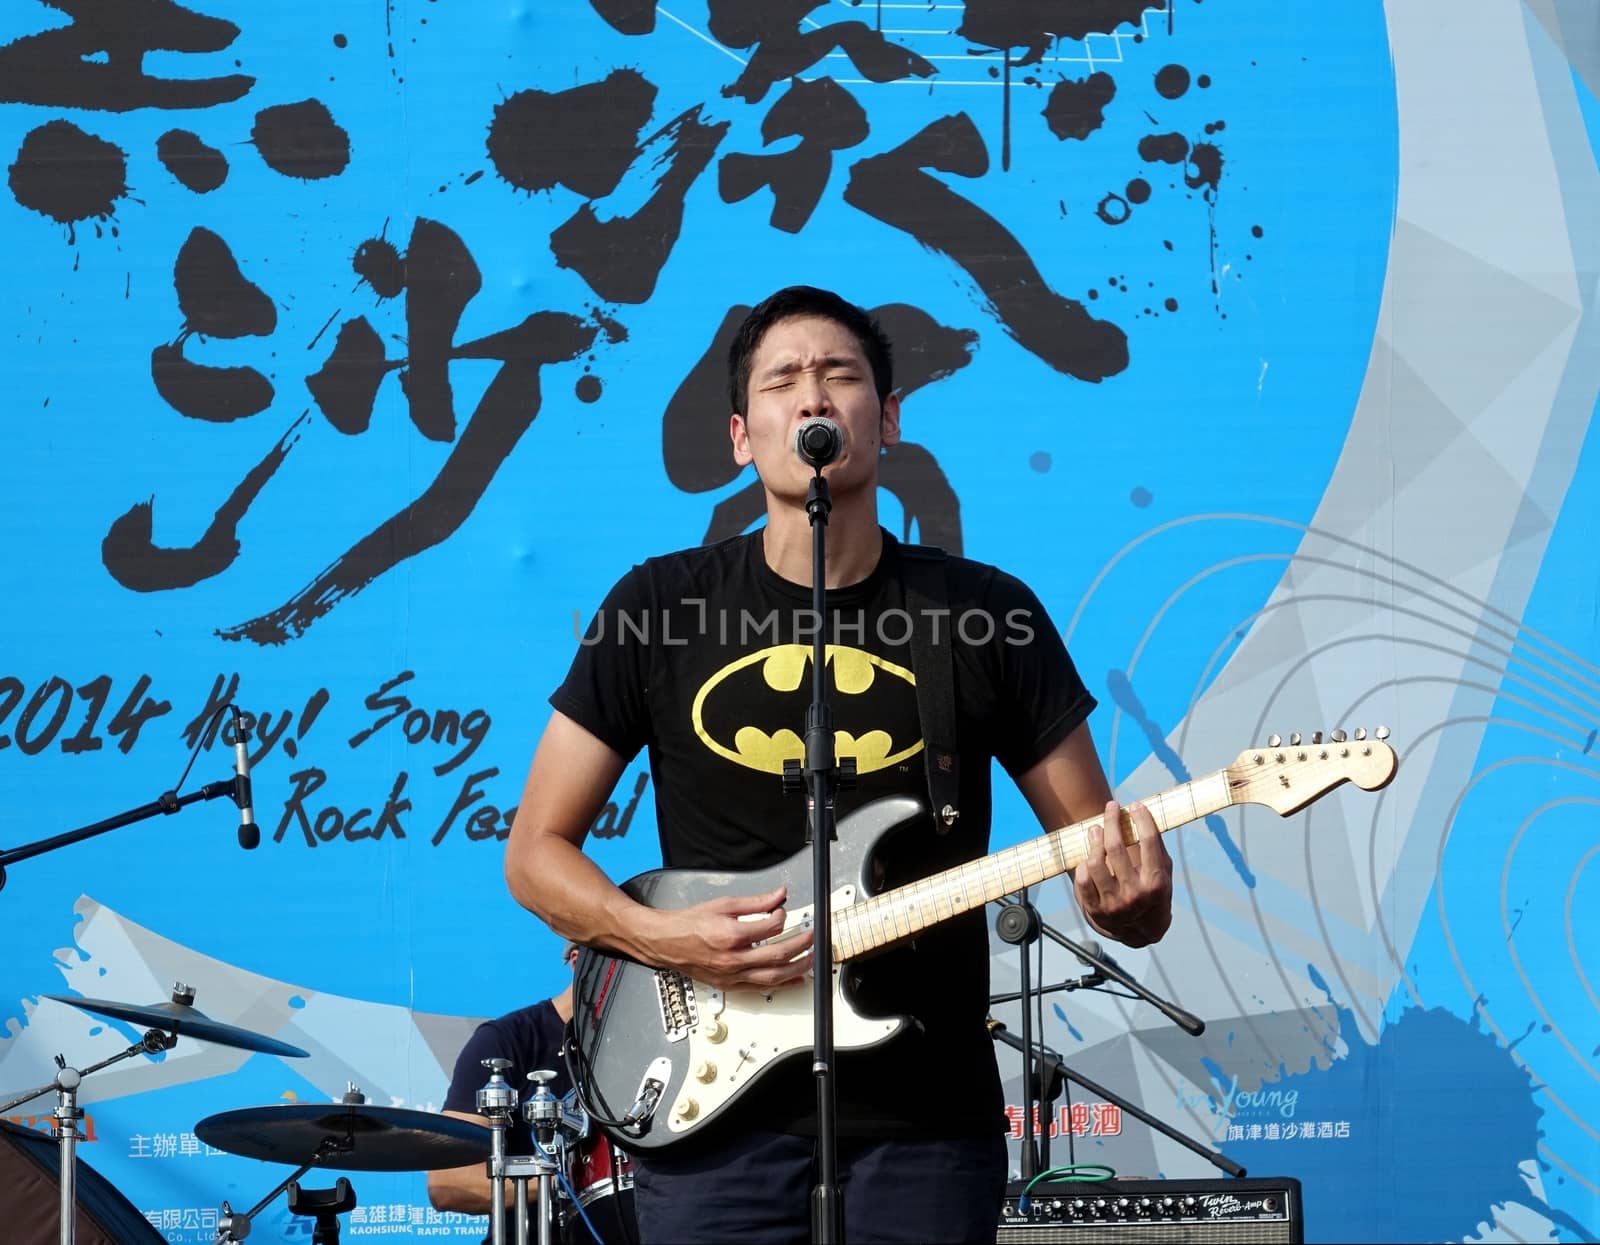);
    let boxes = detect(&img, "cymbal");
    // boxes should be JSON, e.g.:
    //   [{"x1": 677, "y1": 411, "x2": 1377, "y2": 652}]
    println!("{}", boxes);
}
[
  {"x1": 194, "y1": 1102, "x2": 494, "y2": 1171},
  {"x1": 45, "y1": 994, "x2": 310, "y2": 1059}
]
